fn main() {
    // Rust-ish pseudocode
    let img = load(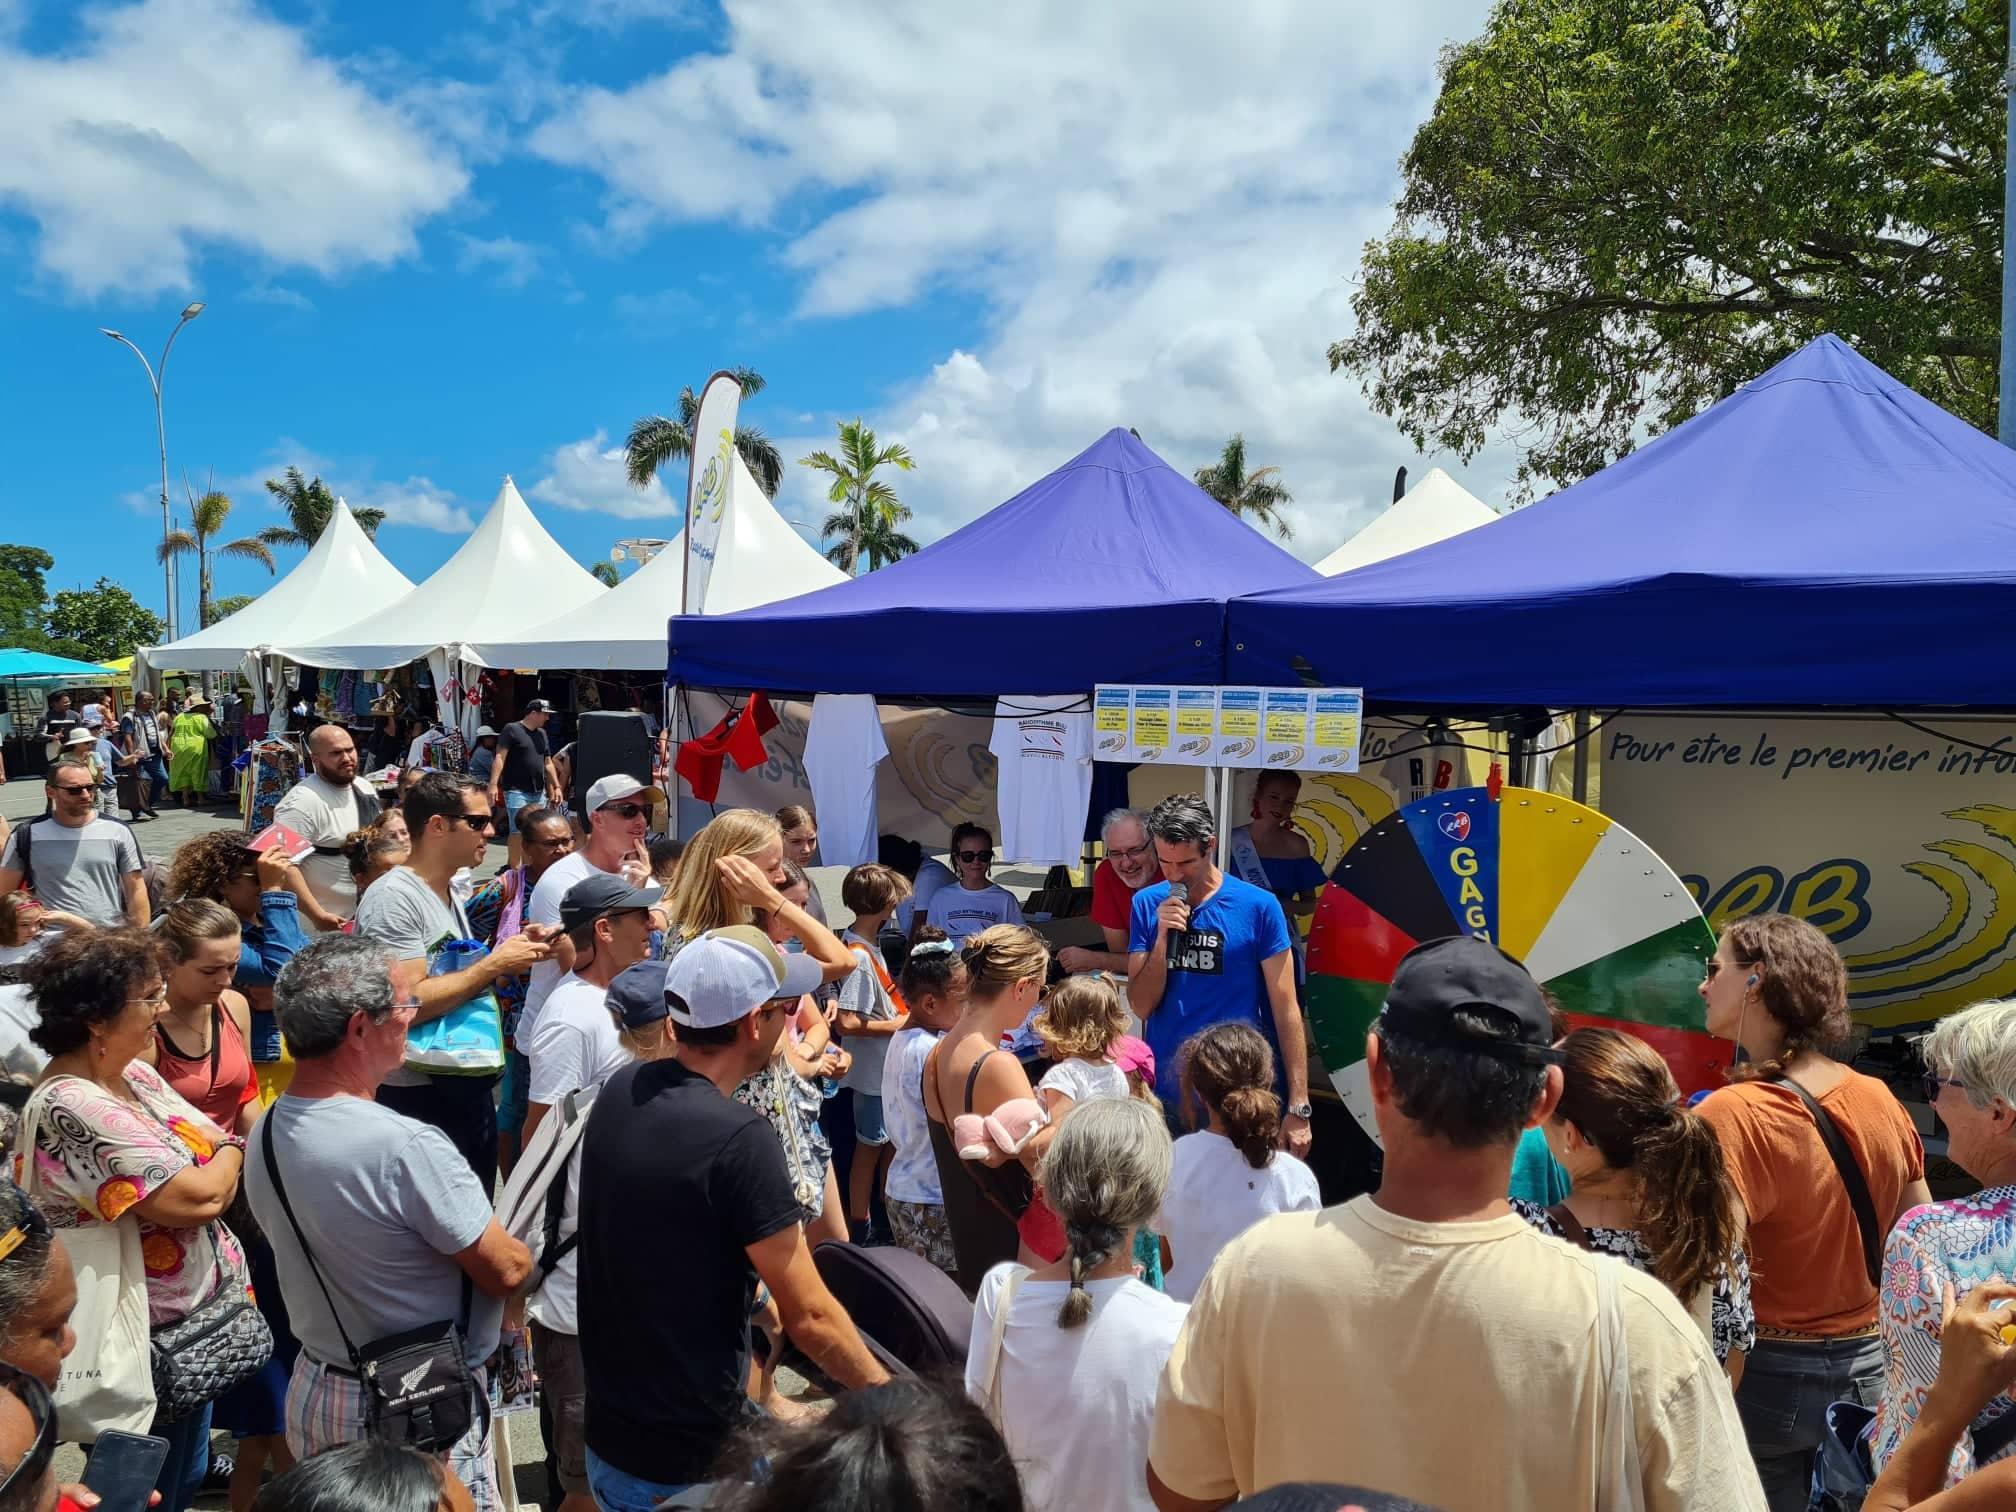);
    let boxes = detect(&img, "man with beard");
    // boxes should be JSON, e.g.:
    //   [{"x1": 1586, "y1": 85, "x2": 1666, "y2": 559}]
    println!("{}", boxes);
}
[
  {"x1": 273, "y1": 722, "x2": 382, "y2": 931},
  {"x1": 1057, "y1": 807, "x2": 1159, "y2": 975}
]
